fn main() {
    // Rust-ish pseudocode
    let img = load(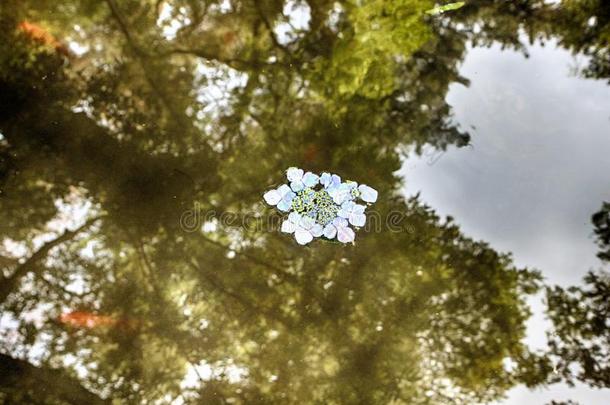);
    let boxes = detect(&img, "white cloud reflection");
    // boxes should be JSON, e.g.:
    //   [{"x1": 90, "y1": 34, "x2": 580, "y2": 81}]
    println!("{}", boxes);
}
[{"x1": 401, "y1": 40, "x2": 610, "y2": 404}]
